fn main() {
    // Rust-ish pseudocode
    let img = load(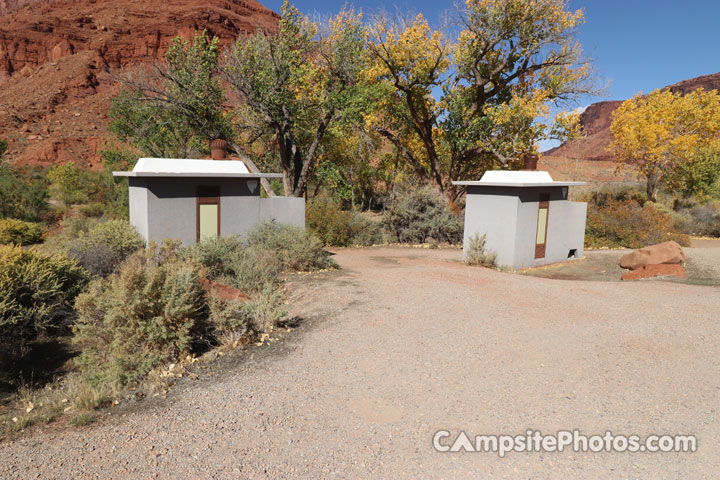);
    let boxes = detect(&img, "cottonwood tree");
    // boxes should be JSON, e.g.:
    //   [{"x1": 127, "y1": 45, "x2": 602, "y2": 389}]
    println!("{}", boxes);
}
[
  {"x1": 223, "y1": 2, "x2": 373, "y2": 197},
  {"x1": 366, "y1": 0, "x2": 595, "y2": 201},
  {"x1": 610, "y1": 88, "x2": 720, "y2": 202},
  {"x1": 109, "y1": 31, "x2": 277, "y2": 196},
  {"x1": 110, "y1": 32, "x2": 231, "y2": 156}
]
